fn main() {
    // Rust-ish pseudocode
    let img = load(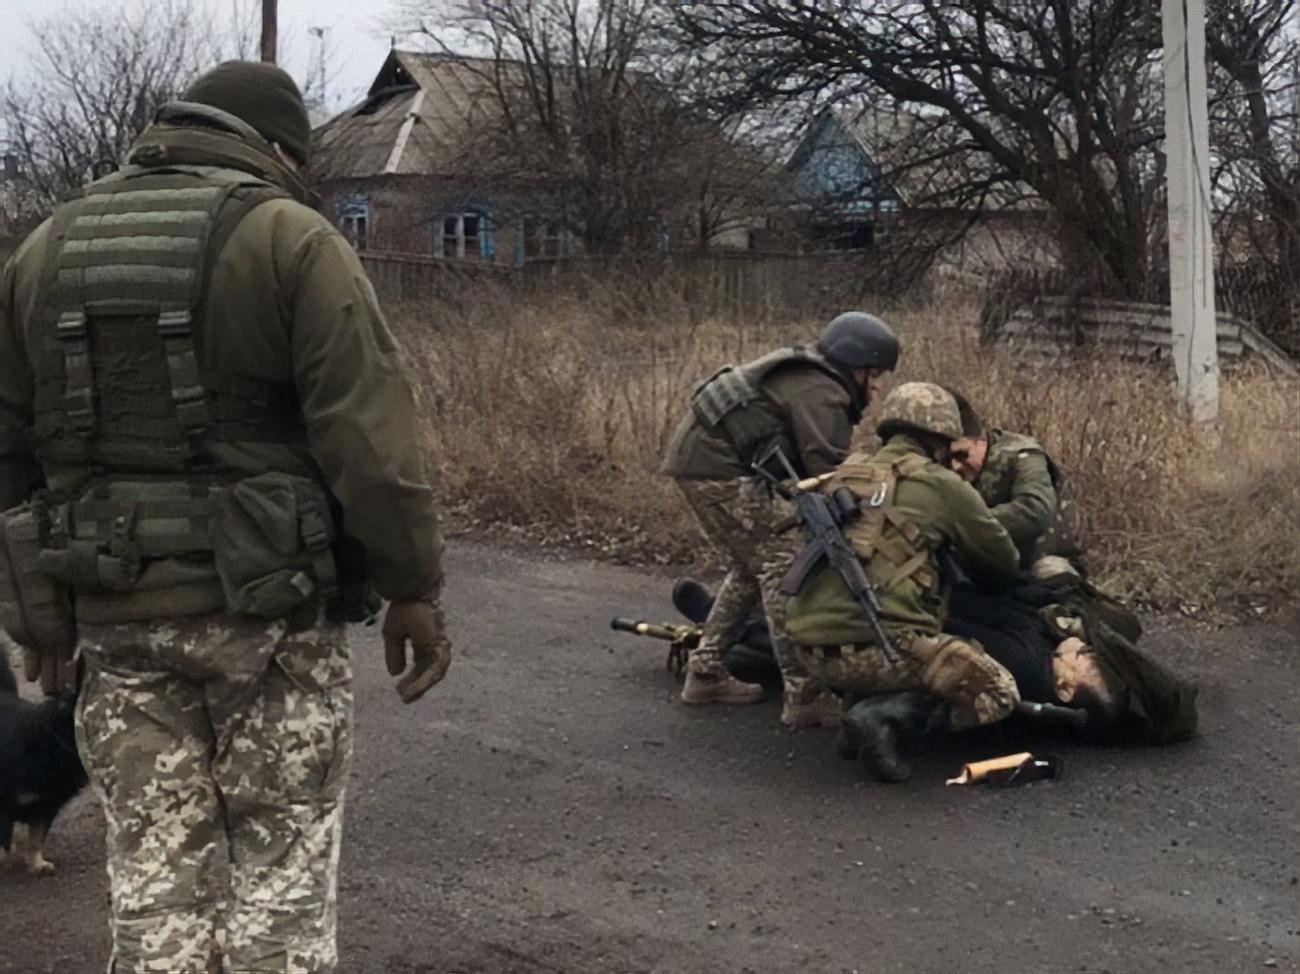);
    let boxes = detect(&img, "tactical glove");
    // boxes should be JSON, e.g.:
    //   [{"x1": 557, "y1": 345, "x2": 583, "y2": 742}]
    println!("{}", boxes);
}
[
  {"x1": 25, "y1": 643, "x2": 76, "y2": 698},
  {"x1": 382, "y1": 592, "x2": 452, "y2": 704}
]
